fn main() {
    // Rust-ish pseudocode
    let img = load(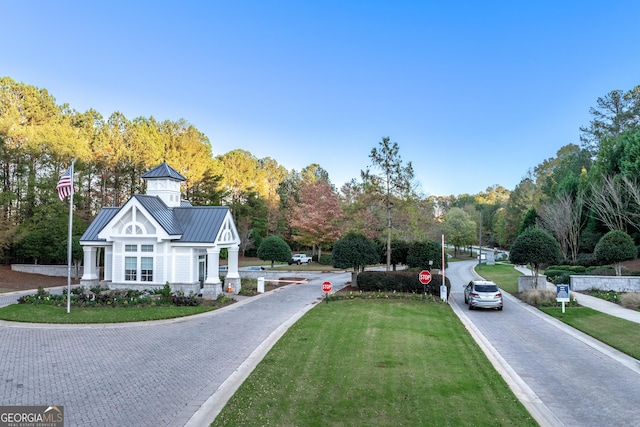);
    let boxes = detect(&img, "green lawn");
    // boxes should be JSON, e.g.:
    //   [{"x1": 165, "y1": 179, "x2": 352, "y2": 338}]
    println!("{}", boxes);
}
[
  {"x1": 0, "y1": 304, "x2": 219, "y2": 323},
  {"x1": 540, "y1": 306, "x2": 640, "y2": 360},
  {"x1": 474, "y1": 263, "x2": 522, "y2": 294},
  {"x1": 211, "y1": 299, "x2": 537, "y2": 427}
]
